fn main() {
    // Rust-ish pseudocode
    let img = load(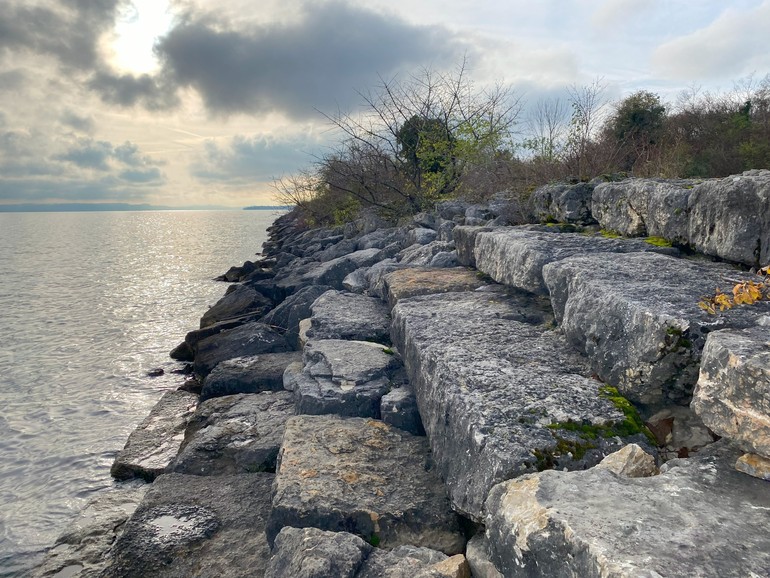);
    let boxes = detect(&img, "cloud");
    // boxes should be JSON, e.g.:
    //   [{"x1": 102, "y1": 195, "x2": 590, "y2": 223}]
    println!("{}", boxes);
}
[
  {"x1": 651, "y1": 1, "x2": 770, "y2": 80},
  {"x1": 60, "y1": 110, "x2": 96, "y2": 134},
  {"x1": 591, "y1": 0, "x2": 657, "y2": 29},
  {"x1": 87, "y1": 70, "x2": 180, "y2": 110},
  {"x1": 154, "y1": 1, "x2": 467, "y2": 118}
]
